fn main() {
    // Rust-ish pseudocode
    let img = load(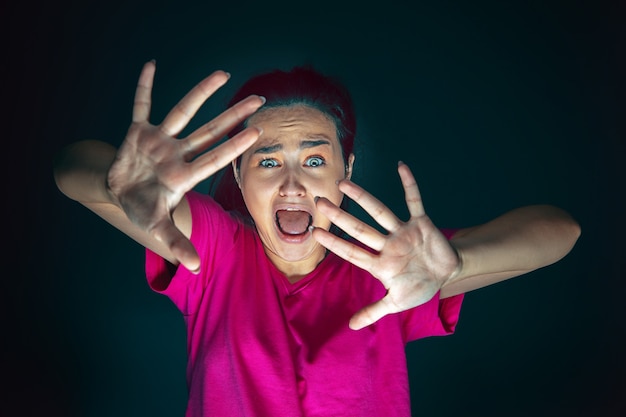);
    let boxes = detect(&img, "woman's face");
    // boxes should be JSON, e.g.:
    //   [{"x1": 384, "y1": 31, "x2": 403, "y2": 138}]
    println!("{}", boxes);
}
[{"x1": 236, "y1": 104, "x2": 354, "y2": 278}]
